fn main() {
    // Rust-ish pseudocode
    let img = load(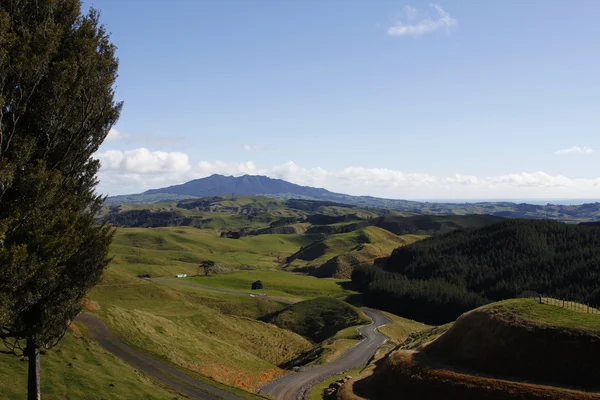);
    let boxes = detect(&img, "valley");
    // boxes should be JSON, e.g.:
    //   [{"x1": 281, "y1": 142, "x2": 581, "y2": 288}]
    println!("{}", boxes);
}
[
  {"x1": 4, "y1": 4, "x2": 599, "y2": 400},
  {"x1": 2, "y1": 194, "x2": 599, "y2": 399}
]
